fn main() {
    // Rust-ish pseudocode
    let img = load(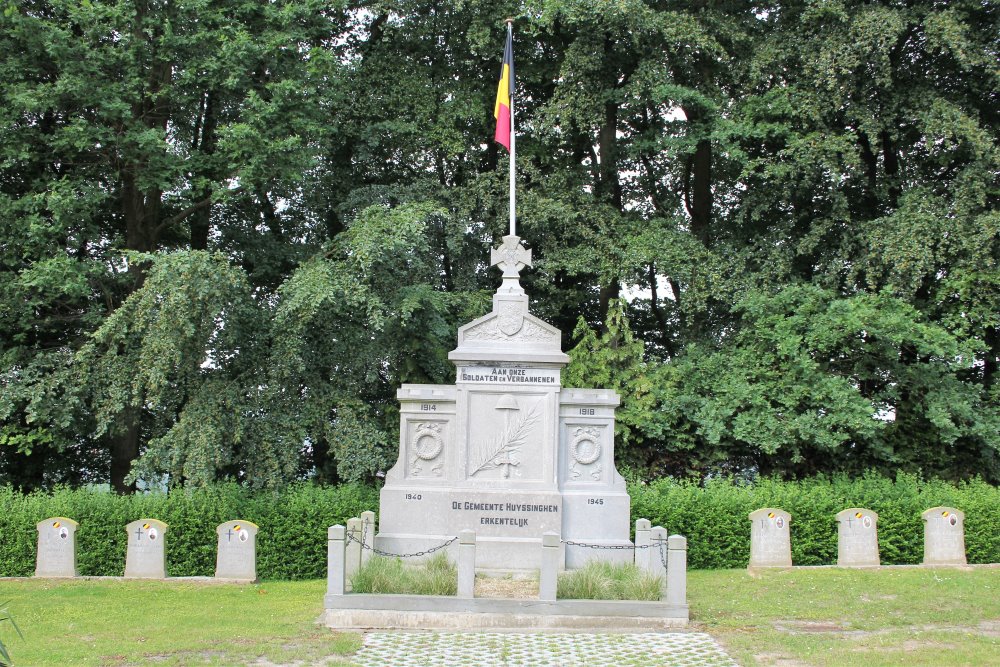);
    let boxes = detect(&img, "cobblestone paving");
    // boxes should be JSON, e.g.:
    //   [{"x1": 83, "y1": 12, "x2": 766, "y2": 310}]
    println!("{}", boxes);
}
[{"x1": 354, "y1": 631, "x2": 738, "y2": 667}]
